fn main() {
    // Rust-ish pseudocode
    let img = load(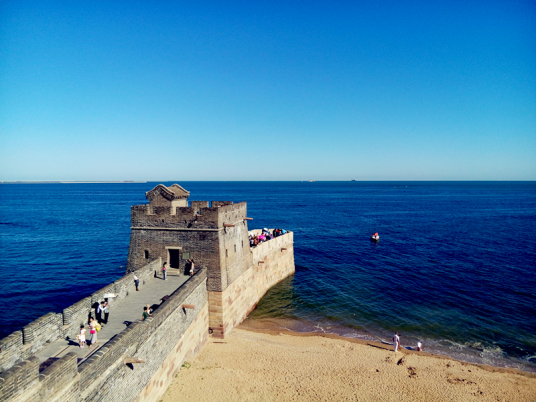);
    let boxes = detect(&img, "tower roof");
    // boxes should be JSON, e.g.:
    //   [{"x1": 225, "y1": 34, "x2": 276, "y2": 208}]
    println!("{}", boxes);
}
[{"x1": 145, "y1": 184, "x2": 190, "y2": 202}]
